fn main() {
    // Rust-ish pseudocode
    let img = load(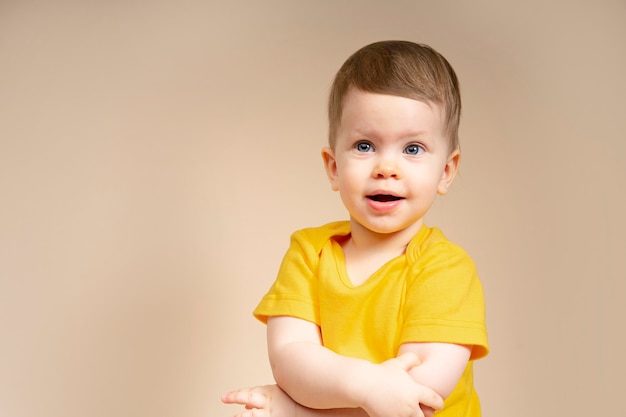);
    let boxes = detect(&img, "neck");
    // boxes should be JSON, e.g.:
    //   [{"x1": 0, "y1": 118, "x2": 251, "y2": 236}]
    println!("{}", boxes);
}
[{"x1": 346, "y1": 219, "x2": 424, "y2": 257}]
